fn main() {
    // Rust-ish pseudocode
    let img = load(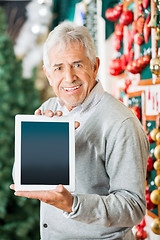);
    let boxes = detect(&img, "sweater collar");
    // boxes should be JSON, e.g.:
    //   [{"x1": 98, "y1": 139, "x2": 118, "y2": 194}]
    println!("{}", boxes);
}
[{"x1": 57, "y1": 81, "x2": 105, "y2": 114}]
